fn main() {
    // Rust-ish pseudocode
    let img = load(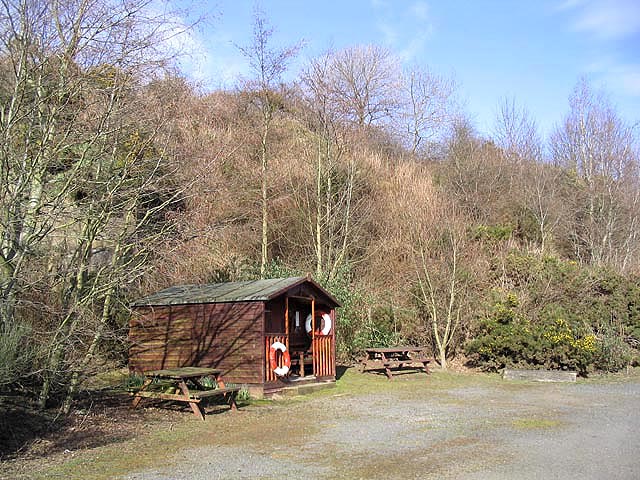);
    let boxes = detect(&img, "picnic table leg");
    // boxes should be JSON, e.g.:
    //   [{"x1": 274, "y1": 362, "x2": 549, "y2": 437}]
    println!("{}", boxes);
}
[
  {"x1": 227, "y1": 391, "x2": 238, "y2": 411},
  {"x1": 214, "y1": 373, "x2": 238, "y2": 412},
  {"x1": 132, "y1": 378, "x2": 153, "y2": 409},
  {"x1": 214, "y1": 374, "x2": 226, "y2": 389},
  {"x1": 178, "y1": 380, "x2": 205, "y2": 420},
  {"x1": 381, "y1": 353, "x2": 394, "y2": 380}
]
